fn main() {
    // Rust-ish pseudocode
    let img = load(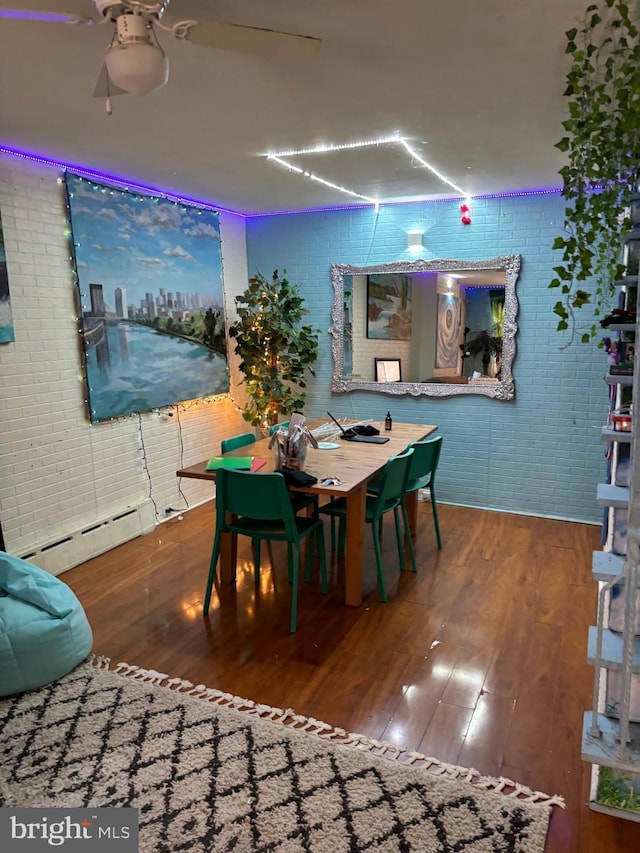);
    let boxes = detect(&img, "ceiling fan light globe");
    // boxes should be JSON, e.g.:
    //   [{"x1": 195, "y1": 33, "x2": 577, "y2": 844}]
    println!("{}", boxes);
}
[{"x1": 104, "y1": 42, "x2": 169, "y2": 95}]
